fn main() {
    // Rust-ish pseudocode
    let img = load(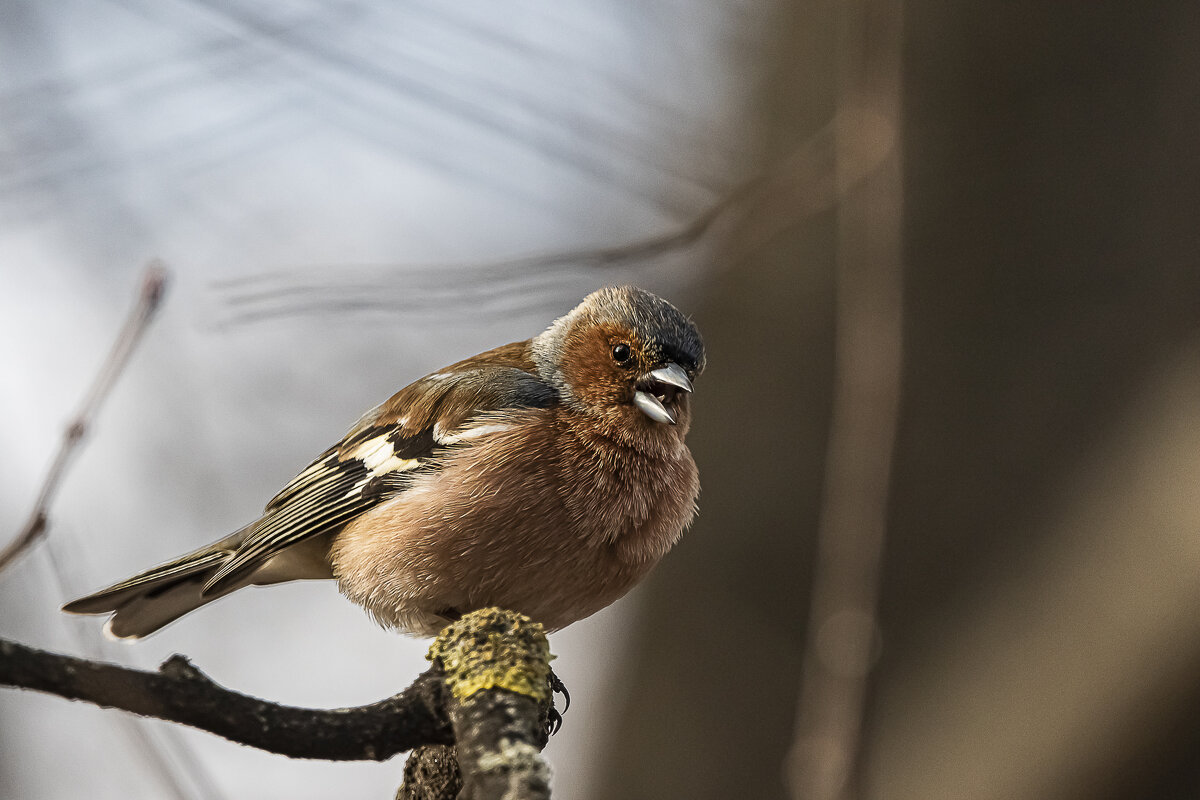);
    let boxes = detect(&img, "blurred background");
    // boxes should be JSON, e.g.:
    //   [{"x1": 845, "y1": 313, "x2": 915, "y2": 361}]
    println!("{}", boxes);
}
[{"x1": 2, "y1": 1, "x2": 1200, "y2": 798}]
